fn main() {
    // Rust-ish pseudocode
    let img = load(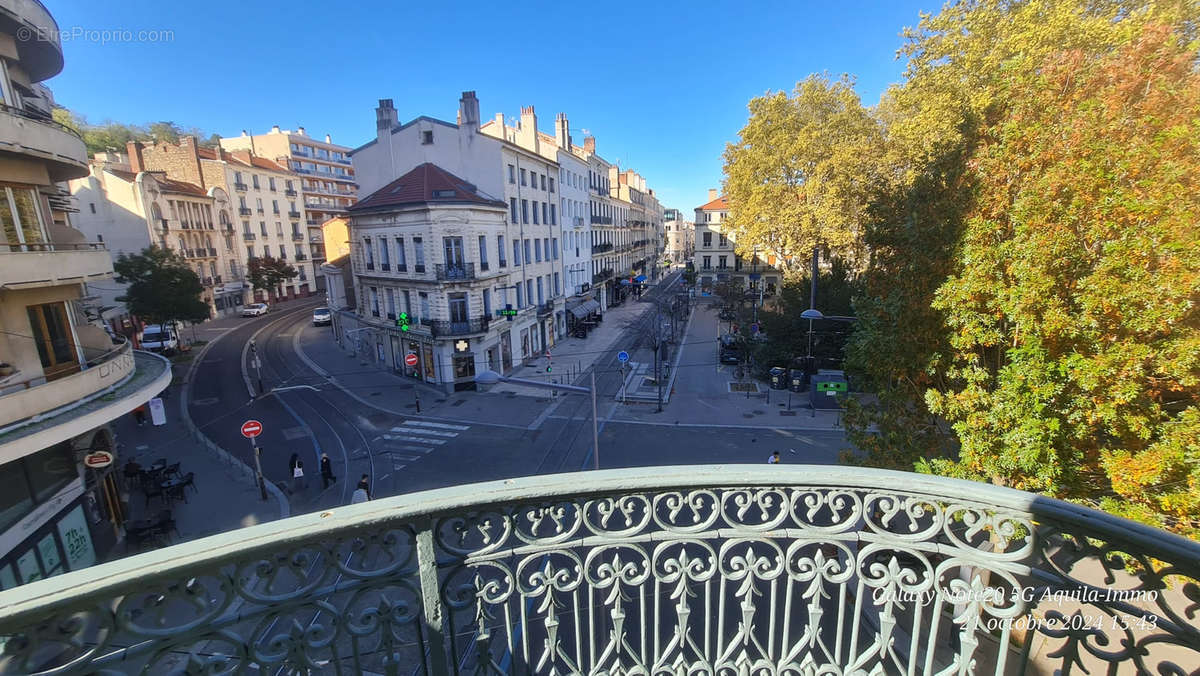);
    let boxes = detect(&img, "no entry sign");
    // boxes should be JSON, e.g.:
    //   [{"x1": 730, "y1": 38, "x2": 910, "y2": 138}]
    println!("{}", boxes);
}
[
  {"x1": 404, "y1": 353, "x2": 419, "y2": 367},
  {"x1": 241, "y1": 420, "x2": 263, "y2": 438}
]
